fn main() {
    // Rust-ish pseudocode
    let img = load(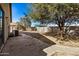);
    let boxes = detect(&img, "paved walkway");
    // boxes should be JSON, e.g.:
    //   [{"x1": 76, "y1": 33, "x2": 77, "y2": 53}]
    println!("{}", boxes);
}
[{"x1": 0, "y1": 33, "x2": 54, "y2": 56}]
